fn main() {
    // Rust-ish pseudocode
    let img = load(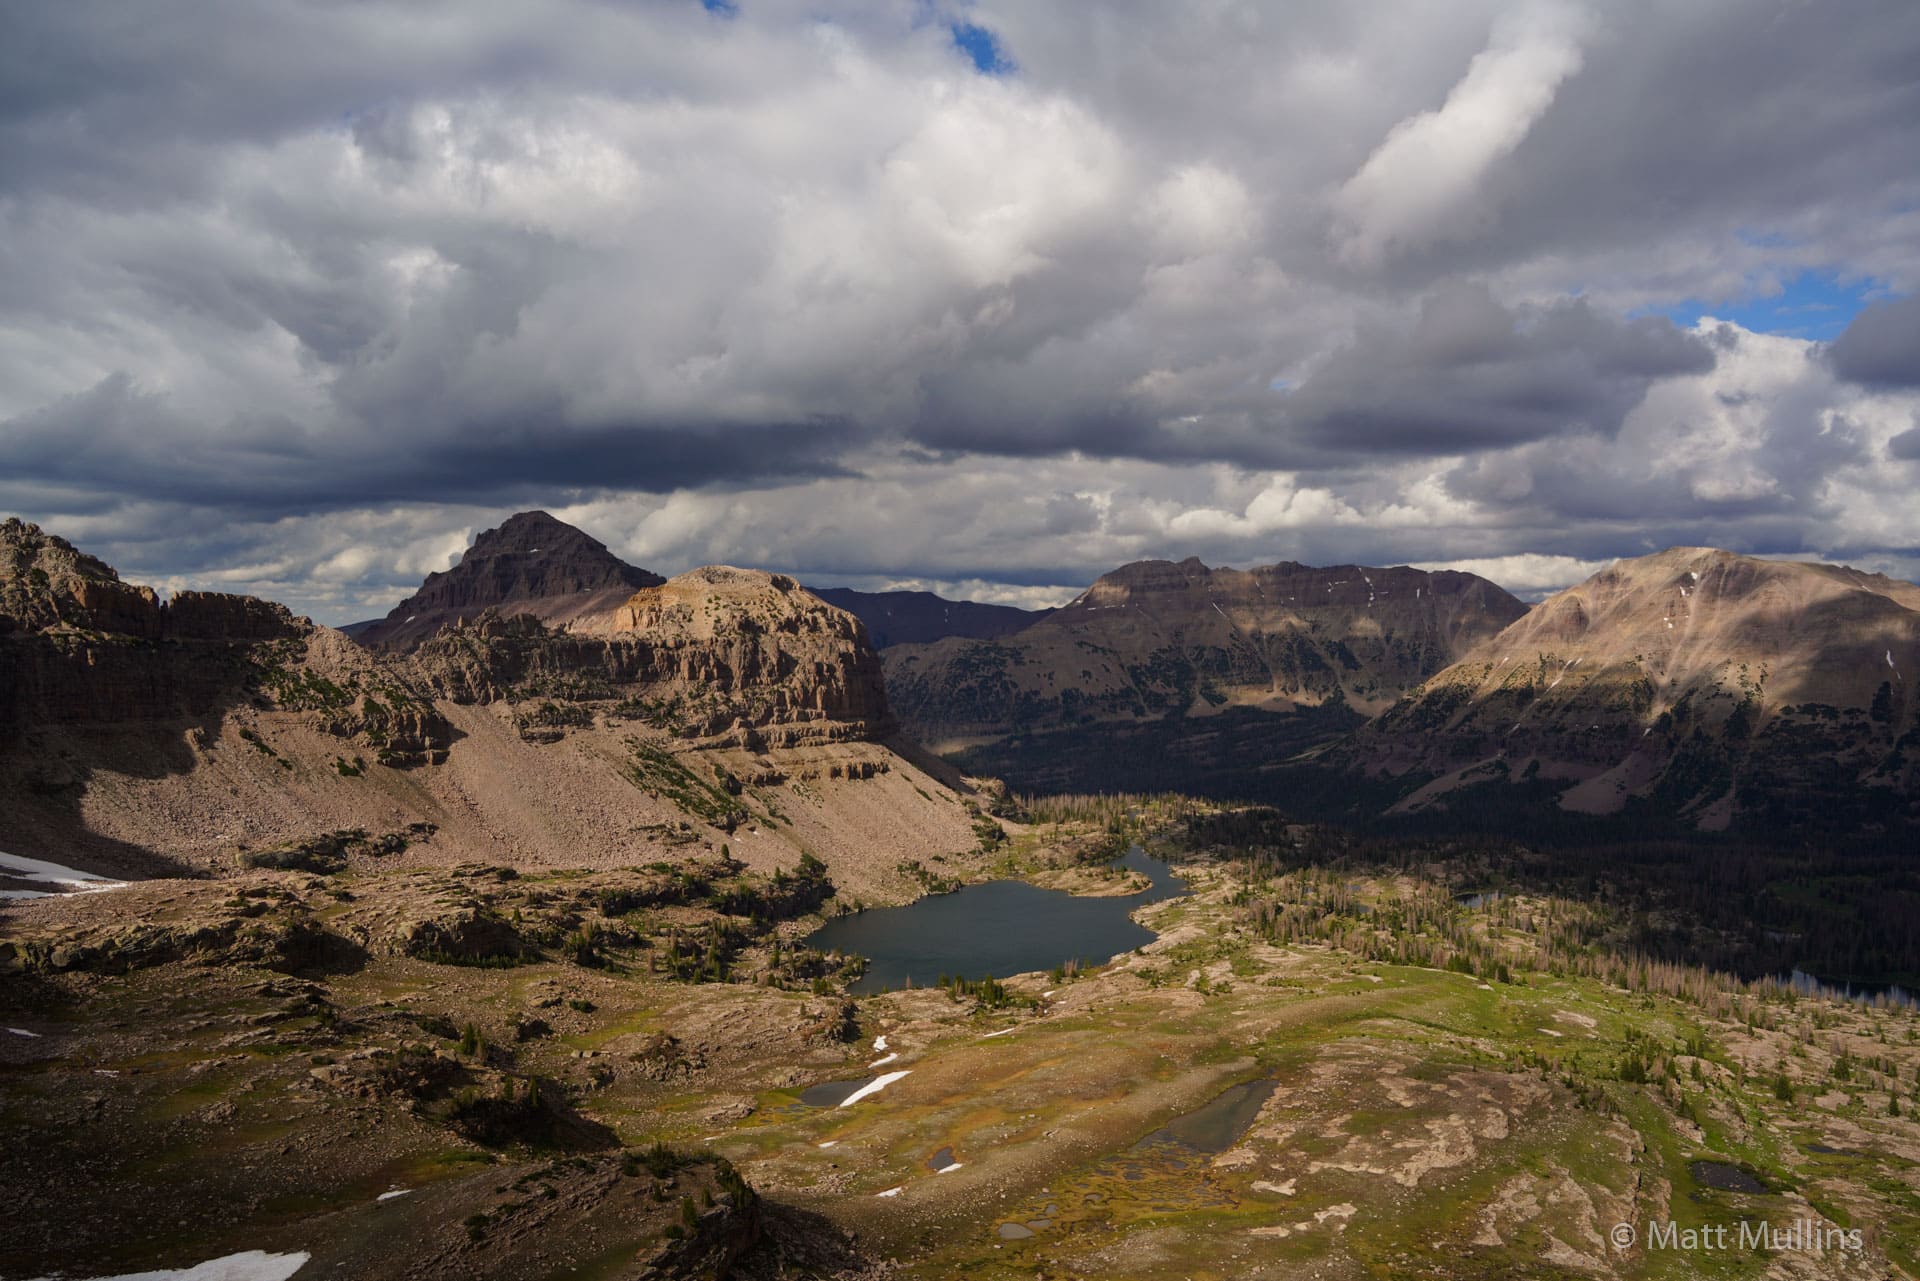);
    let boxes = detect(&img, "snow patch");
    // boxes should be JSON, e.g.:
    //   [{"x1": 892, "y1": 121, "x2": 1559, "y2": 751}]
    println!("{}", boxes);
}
[
  {"x1": 46, "y1": 1251, "x2": 312, "y2": 1281},
  {"x1": 838, "y1": 1071, "x2": 910, "y2": 1108},
  {"x1": 868, "y1": 1052, "x2": 898, "y2": 1069},
  {"x1": 0, "y1": 851, "x2": 130, "y2": 901},
  {"x1": 872, "y1": 1035, "x2": 888, "y2": 1052},
  {"x1": 376, "y1": 1189, "x2": 412, "y2": 1202},
  {"x1": 7, "y1": 1027, "x2": 41, "y2": 1038},
  {"x1": 935, "y1": 1162, "x2": 964, "y2": 1174},
  {"x1": 875, "y1": 1185, "x2": 903, "y2": 1198}
]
